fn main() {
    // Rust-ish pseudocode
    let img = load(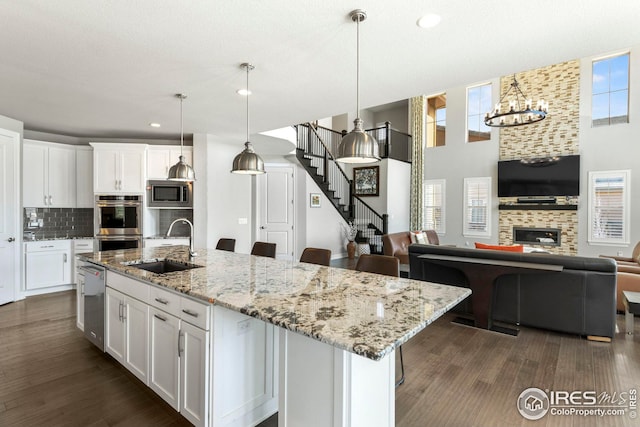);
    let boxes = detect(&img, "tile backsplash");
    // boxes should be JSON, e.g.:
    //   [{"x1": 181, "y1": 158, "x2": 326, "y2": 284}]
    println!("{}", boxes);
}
[
  {"x1": 158, "y1": 209, "x2": 193, "y2": 237},
  {"x1": 24, "y1": 208, "x2": 94, "y2": 239}
]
